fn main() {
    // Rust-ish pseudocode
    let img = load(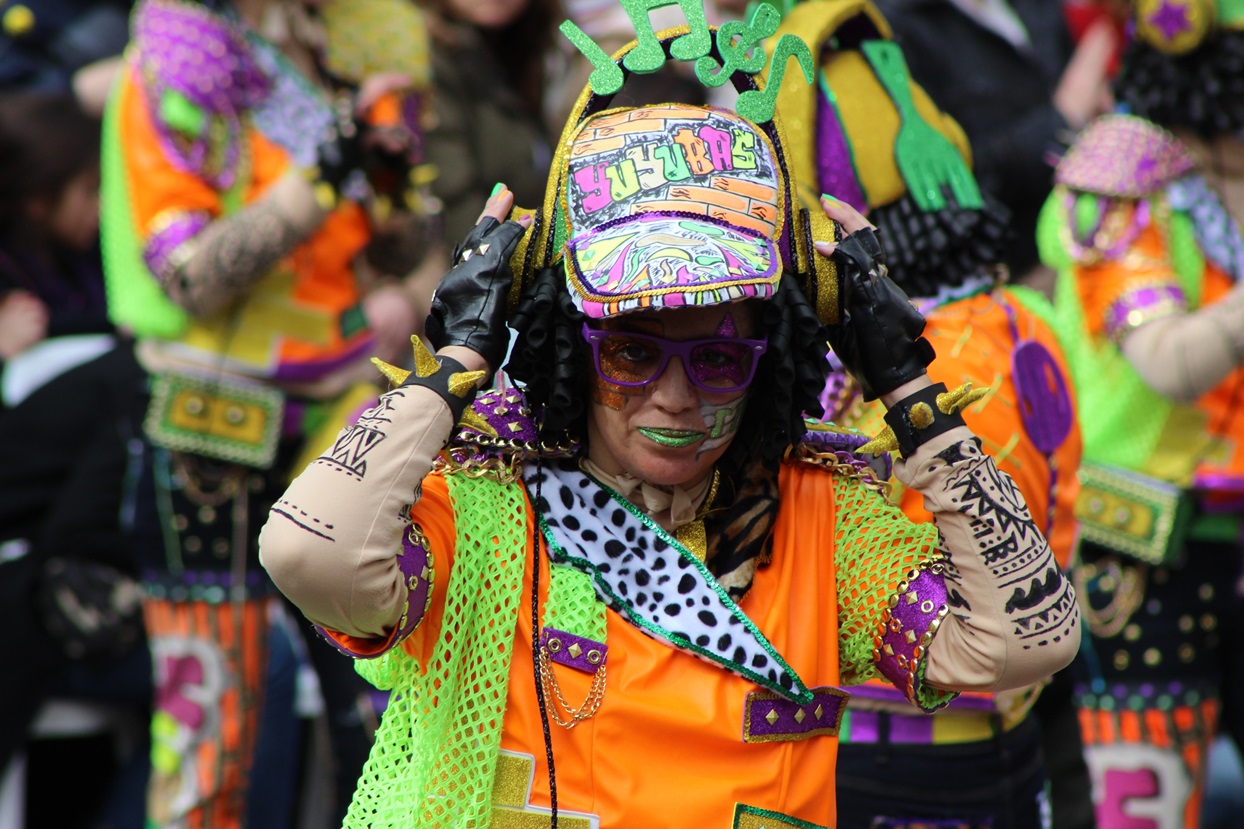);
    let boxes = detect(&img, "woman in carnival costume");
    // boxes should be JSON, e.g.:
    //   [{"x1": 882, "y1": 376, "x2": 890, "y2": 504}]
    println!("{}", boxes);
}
[
  {"x1": 1026, "y1": 1, "x2": 1244, "y2": 826},
  {"x1": 262, "y1": 3, "x2": 1080, "y2": 826},
  {"x1": 772, "y1": 2, "x2": 1087, "y2": 827},
  {"x1": 101, "y1": 0, "x2": 437, "y2": 824}
]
